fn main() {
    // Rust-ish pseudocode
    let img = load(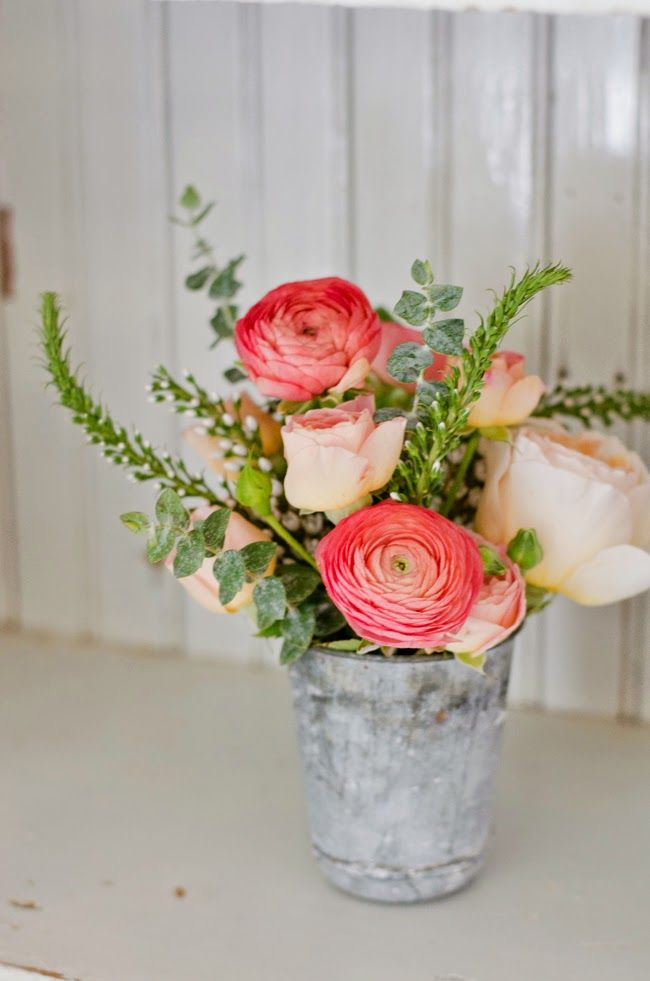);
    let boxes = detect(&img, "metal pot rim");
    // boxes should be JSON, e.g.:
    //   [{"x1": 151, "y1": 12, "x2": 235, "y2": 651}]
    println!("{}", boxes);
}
[{"x1": 308, "y1": 625, "x2": 521, "y2": 664}]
